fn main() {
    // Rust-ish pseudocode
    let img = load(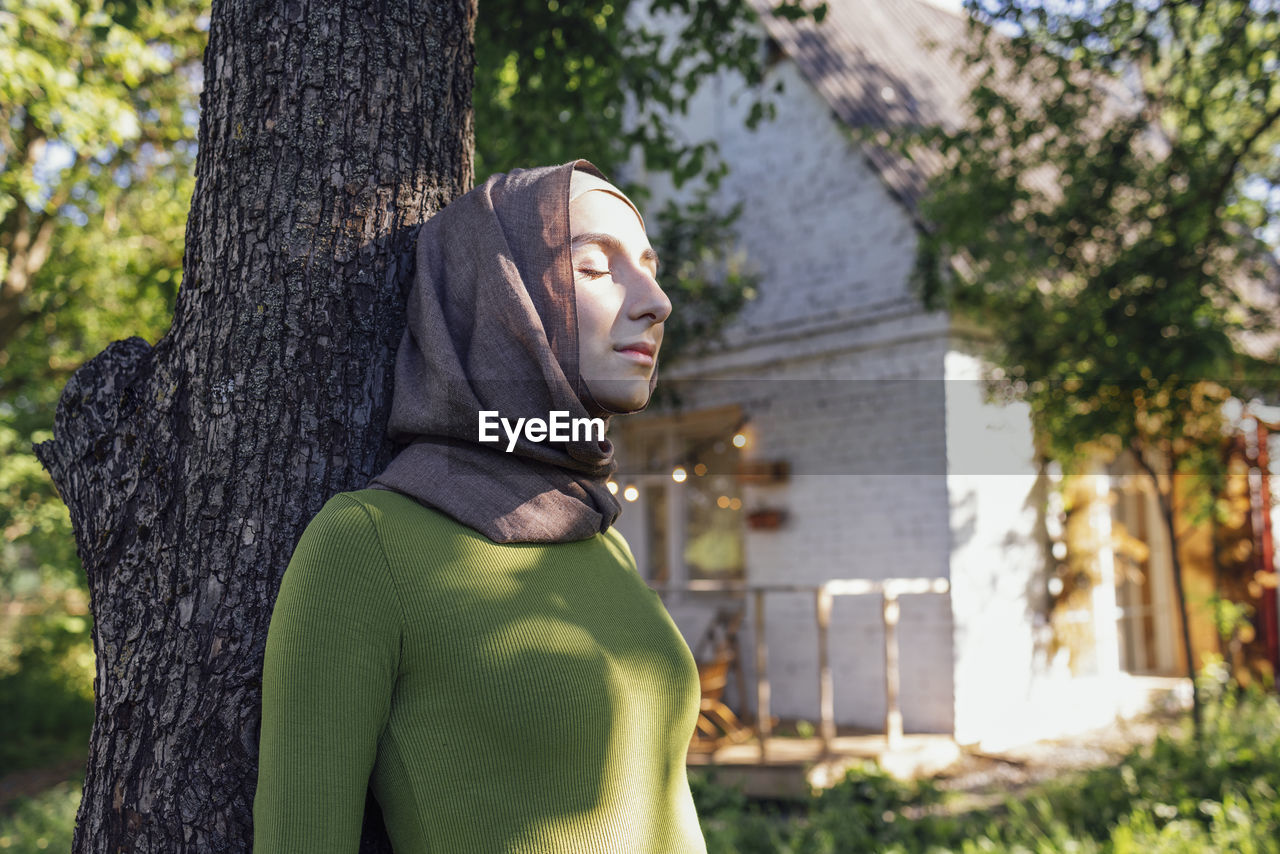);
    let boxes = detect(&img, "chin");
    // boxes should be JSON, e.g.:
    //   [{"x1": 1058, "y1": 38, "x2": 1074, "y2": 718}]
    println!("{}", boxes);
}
[{"x1": 588, "y1": 380, "x2": 653, "y2": 415}]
